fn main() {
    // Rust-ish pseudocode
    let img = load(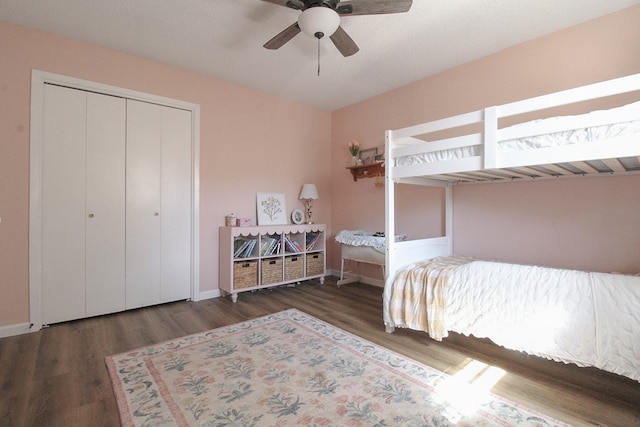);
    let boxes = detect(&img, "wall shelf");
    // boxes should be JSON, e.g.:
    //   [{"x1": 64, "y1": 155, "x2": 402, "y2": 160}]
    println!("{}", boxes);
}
[{"x1": 347, "y1": 162, "x2": 384, "y2": 182}]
